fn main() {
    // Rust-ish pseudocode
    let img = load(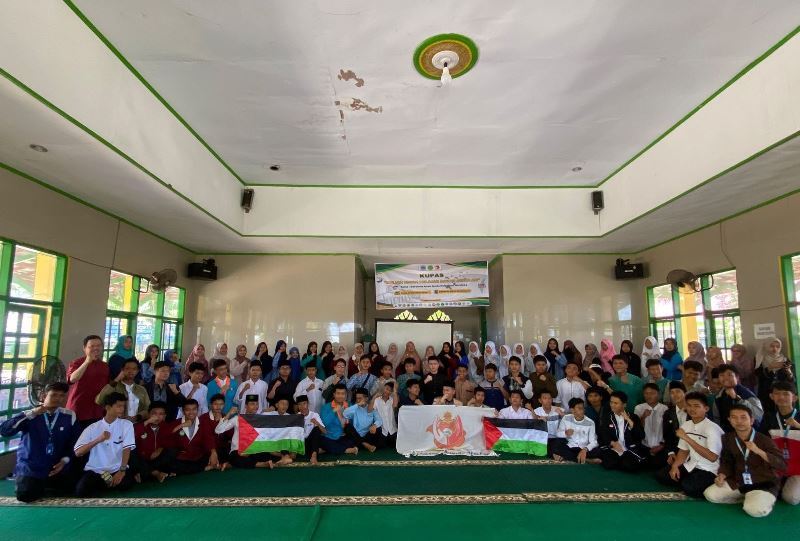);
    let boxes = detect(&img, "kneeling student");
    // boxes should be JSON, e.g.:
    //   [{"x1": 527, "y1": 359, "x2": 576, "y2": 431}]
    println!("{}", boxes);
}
[
  {"x1": 265, "y1": 398, "x2": 299, "y2": 466},
  {"x1": 296, "y1": 394, "x2": 326, "y2": 464},
  {"x1": 704, "y1": 404, "x2": 786, "y2": 517},
  {"x1": 433, "y1": 381, "x2": 463, "y2": 406},
  {"x1": 597, "y1": 391, "x2": 647, "y2": 472},
  {"x1": 133, "y1": 401, "x2": 176, "y2": 483},
  {"x1": 552, "y1": 398, "x2": 600, "y2": 464},
  {"x1": 499, "y1": 390, "x2": 533, "y2": 419},
  {"x1": 216, "y1": 395, "x2": 274, "y2": 469},
  {"x1": 170, "y1": 399, "x2": 219, "y2": 474}
]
